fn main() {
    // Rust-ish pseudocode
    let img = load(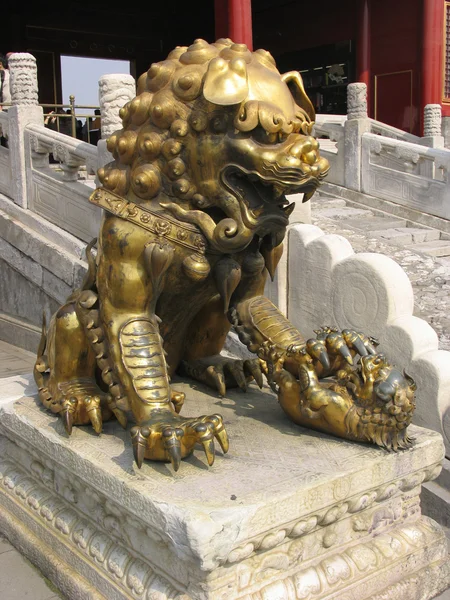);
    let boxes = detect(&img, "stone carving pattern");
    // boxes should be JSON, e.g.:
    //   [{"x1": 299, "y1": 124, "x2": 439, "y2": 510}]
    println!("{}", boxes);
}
[
  {"x1": 0, "y1": 452, "x2": 442, "y2": 600},
  {"x1": 232, "y1": 517, "x2": 446, "y2": 599},
  {"x1": 2, "y1": 429, "x2": 441, "y2": 573},
  {"x1": 8, "y1": 53, "x2": 39, "y2": 106},
  {"x1": 347, "y1": 83, "x2": 367, "y2": 120},
  {"x1": 369, "y1": 137, "x2": 426, "y2": 175},
  {"x1": 98, "y1": 74, "x2": 136, "y2": 139},
  {"x1": 367, "y1": 563, "x2": 450, "y2": 600},
  {"x1": 27, "y1": 124, "x2": 98, "y2": 180},
  {"x1": 225, "y1": 463, "x2": 439, "y2": 564},
  {"x1": 423, "y1": 104, "x2": 442, "y2": 137},
  {"x1": 0, "y1": 458, "x2": 185, "y2": 600}
]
